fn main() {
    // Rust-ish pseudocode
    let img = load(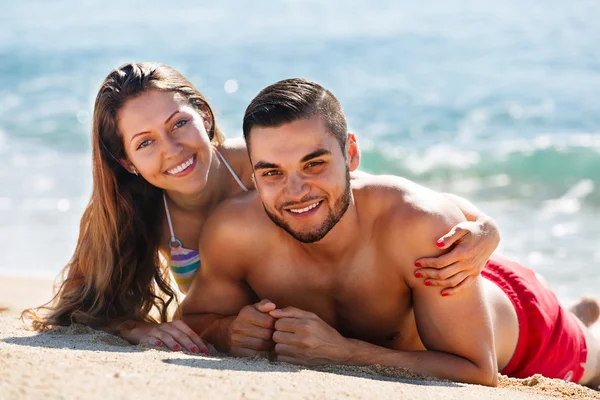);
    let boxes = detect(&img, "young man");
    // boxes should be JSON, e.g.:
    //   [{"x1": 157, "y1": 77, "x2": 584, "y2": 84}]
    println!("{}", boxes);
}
[{"x1": 181, "y1": 79, "x2": 599, "y2": 387}]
